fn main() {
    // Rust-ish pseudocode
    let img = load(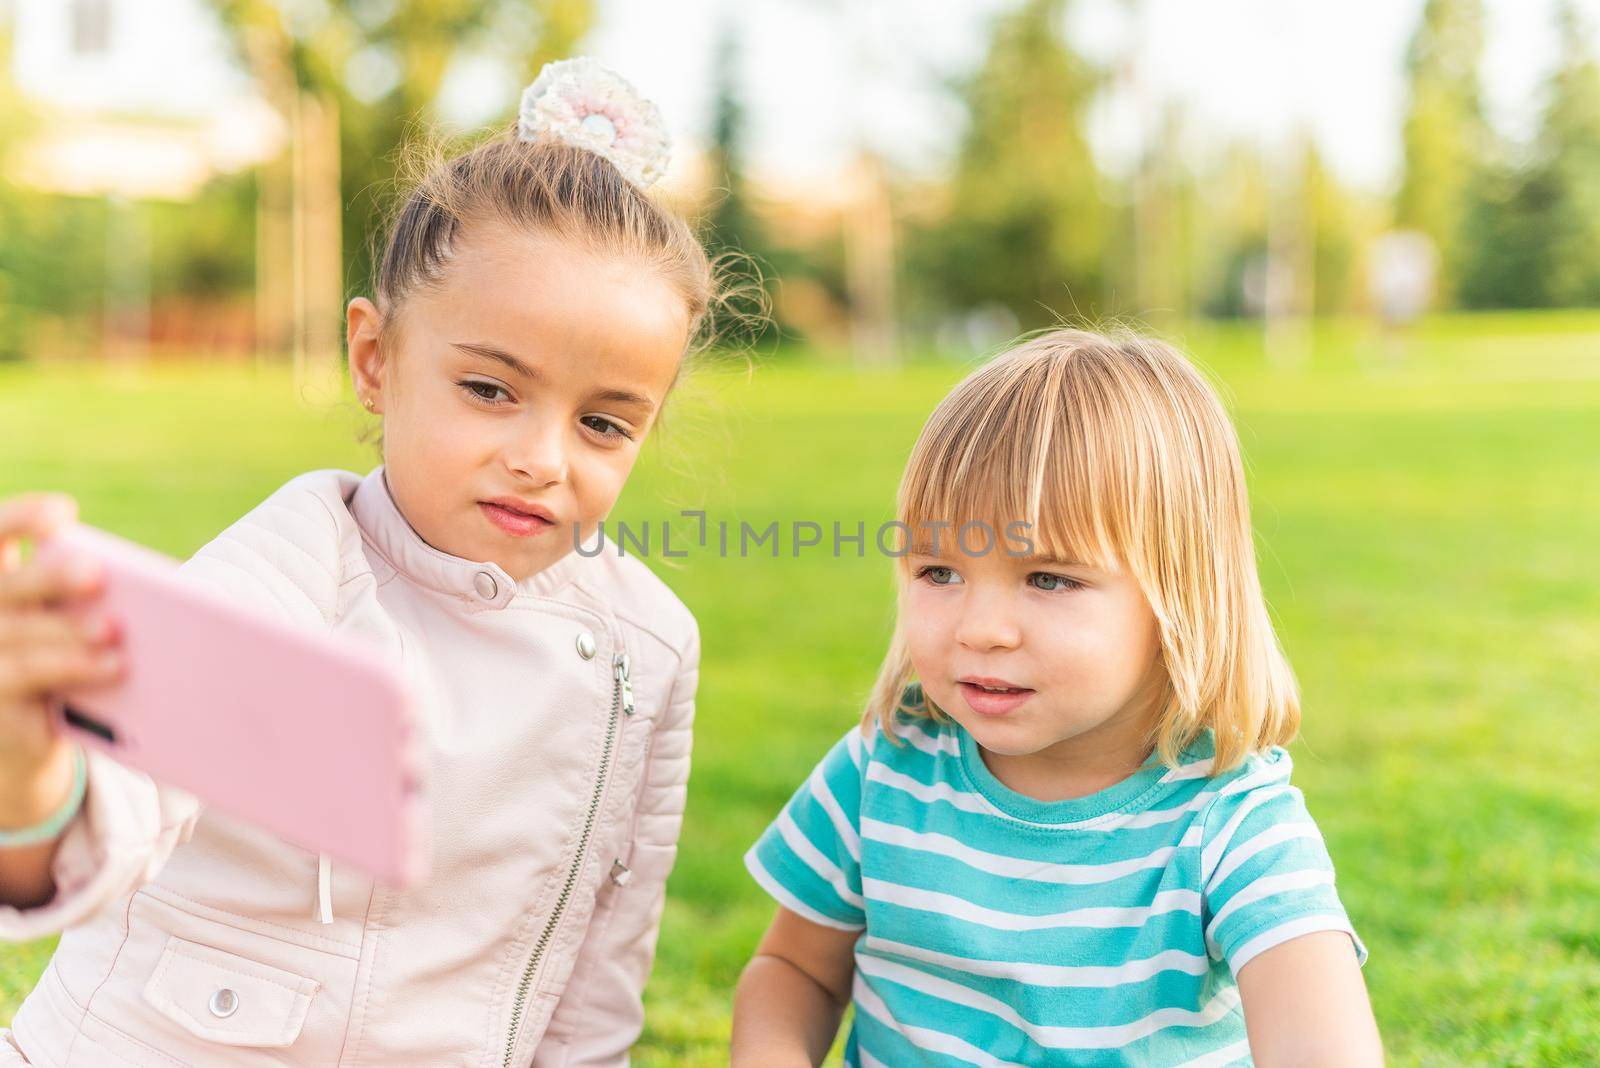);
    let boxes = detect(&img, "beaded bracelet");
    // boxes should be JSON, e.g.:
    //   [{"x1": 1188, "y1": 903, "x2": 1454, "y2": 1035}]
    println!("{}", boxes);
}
[{"x1": 0, "y1": 745, "x2": 87, "y2": 848}]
